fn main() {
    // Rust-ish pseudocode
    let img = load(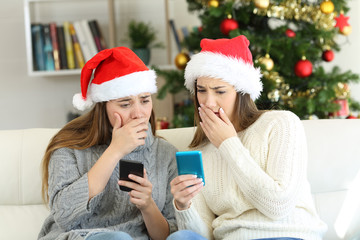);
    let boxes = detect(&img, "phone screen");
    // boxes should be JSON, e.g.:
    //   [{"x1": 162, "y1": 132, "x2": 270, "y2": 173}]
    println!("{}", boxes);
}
[{"x1": 119, "y1": 159, "x2": 144, "y2": 192}]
